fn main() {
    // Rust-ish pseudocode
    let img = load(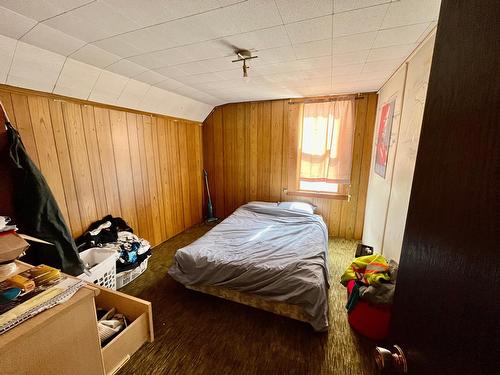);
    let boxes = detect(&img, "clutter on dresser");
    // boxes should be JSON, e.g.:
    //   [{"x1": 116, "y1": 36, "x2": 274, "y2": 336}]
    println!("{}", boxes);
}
[
  {"x1": 76, "y1": 216, "x2": 151, "y2": 290},
  {"x1": 0, "y1": 264, "x2": 85, "y2": 335}
]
